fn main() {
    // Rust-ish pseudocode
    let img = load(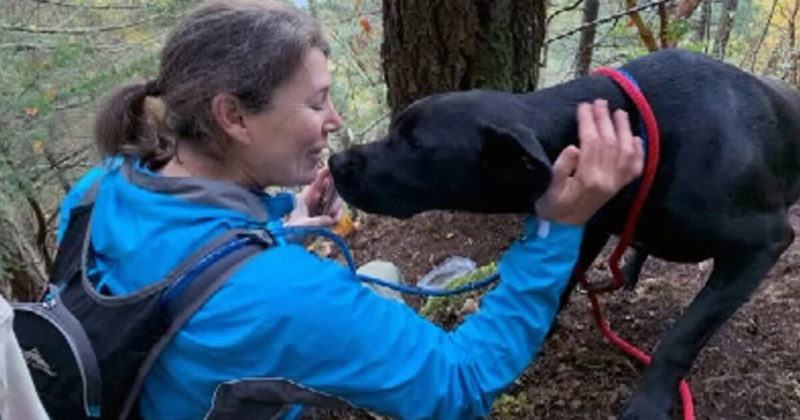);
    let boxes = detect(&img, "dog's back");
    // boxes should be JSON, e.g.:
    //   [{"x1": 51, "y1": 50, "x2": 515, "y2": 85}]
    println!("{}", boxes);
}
[{"x1": 584, "y1": 50, "x2": 800, "y2": 261}]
